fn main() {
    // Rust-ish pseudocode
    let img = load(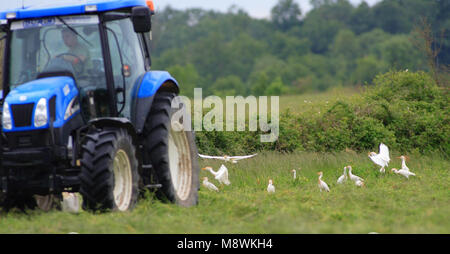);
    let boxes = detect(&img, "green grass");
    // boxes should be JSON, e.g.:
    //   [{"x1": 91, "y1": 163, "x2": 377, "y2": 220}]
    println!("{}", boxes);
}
[
  {"x1": 279, "y1": 86, "x2": 360, "y2": 114},
  {"x1": 0, "y1": 89, "x2": 448, "y2": 234},
  {"x1": 0, "y1": 151, "x2": 448, "y2": 234}
]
